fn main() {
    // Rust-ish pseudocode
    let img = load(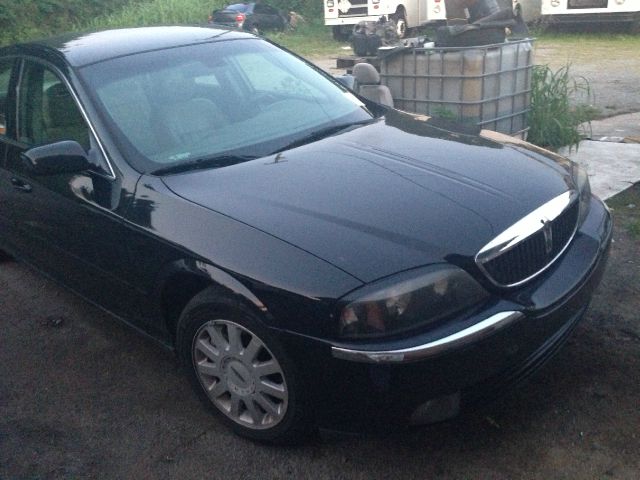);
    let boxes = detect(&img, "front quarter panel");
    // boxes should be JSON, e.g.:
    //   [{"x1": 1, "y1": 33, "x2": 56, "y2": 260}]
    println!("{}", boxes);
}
[{"x1": 124, "y1": 175, "x2": 363, "y2": 337}]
